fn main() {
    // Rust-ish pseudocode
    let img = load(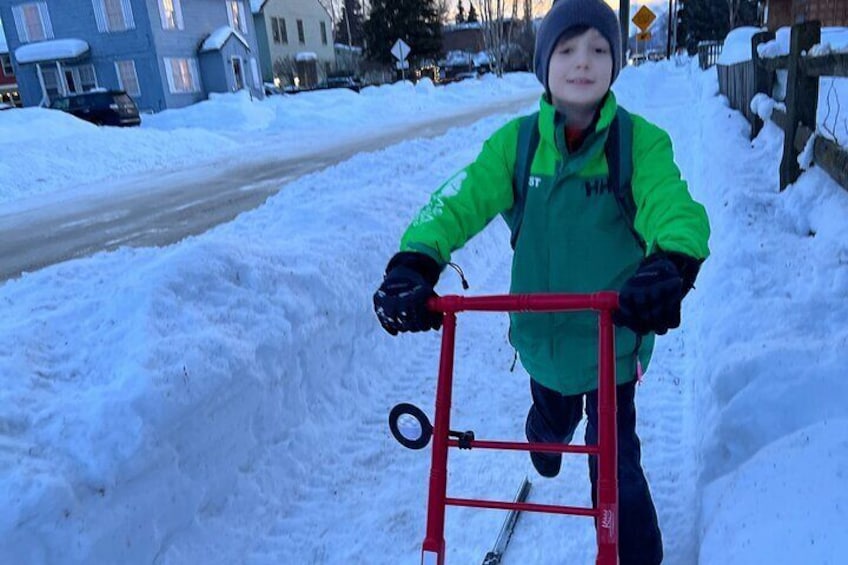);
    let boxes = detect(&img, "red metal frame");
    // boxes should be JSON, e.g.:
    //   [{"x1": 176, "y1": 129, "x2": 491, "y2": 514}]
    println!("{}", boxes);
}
[{"x1": 419, "y1": 292, "x2": 619, "y2": 565}]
